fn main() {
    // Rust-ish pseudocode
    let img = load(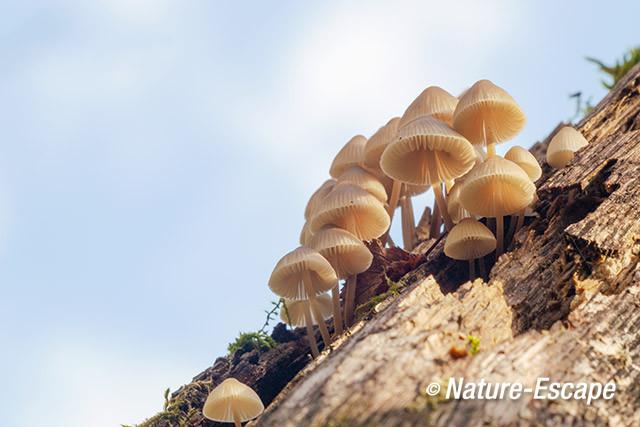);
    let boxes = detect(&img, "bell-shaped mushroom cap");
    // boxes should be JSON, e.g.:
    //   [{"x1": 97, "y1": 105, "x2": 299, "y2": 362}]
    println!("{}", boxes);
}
[
  {"x1": 380, "y1": 115, "x2": 476, "y2": 186},
  {"x1": 305, "y1": 179, "x2": 336, "y2": 220},
  {"x1": 364, "y1": 117, "x2": 401, "y2": 172},
  {"x1": 444, "y1": 218, "x2": 496, "y2": 260},
  {"x1": 452, "y1": 79, "x2": 527, "y2": 146},
  {"x1": 306, "y1": 225, "x2": 373, "y2": 279},
  {"x1": 309, "y1": 182, "x2": 390, "y2": 240},
  {"x1": 336, "y1": 165, "x2": 387, "y2": 204},
  {"x1": 280, "y1": 294, "x2": 333, "y2": 327},
  {"x1": 269, "y1": 246, "x2": 337, "y2": 300},
  {"x1": 505, "y1": 146, "x2": 542, "y2": 181},
  {"x1": 202, "y1": 378, "x2": 264, "y2": 423},
  {"x1": 329, "y1": 135, "x2": 368, "y2": 179},
  {"x1": 300, "y1": 220, "x2": 313, "y2": 245},
  {"x1": 398, "y1": 86, "x2": 459, "y2": 129},
  {"x1": 447, "y1": 178, "x2": 470, "y2": 224},
  {"x1": 460, "y1": 156, "x2": 536, "y2": 218},
  {"x1": 546, "y1": 126, "x2": 589, "y2": 169}
]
